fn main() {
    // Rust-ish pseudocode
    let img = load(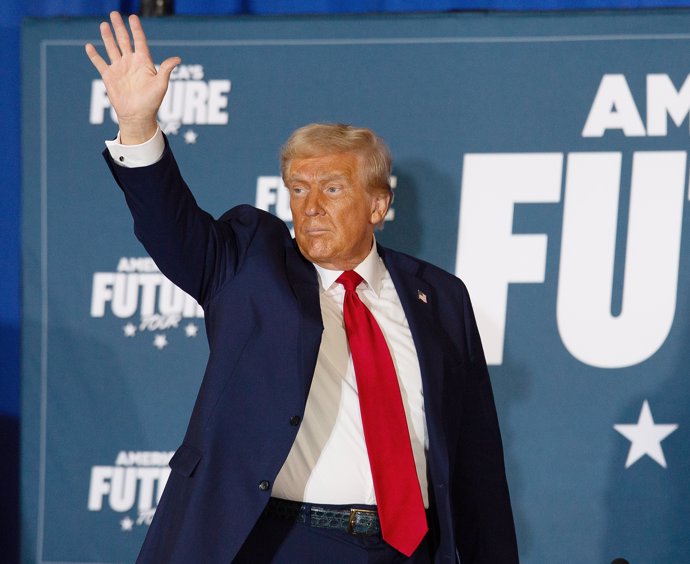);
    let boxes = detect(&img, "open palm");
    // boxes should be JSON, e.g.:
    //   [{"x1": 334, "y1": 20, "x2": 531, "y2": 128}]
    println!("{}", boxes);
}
[{"x1": 85, "y1": 11, "x2": 180, "y2": 143}]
